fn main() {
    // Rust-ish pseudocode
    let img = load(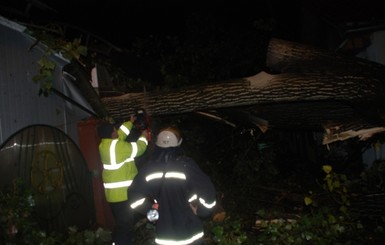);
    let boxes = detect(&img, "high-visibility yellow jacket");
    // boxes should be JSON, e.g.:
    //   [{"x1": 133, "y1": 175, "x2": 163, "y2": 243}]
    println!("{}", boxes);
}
[{"x1": 99, "y1": 121, "x2": 148, "y2": 203}]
